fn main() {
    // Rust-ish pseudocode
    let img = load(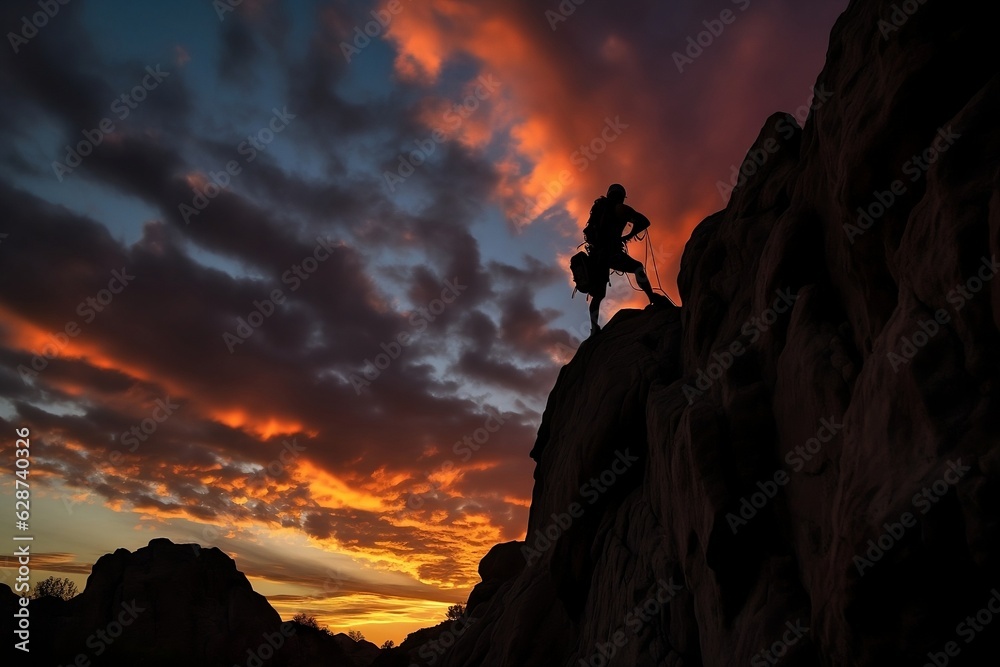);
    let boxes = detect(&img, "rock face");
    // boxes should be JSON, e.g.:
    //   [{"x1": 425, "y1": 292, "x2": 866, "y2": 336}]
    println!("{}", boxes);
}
[
  {"x1": 371, "y1": 541, "x2": 527, "y2": 667},
  {"x1": 333, "y1": 632, "x2": 381, "y2": 666},
  {"x1": 434, "y1": 0, "x2": 1000, "y2": 665},
  {"x1": 1, "y1": 538, "x2": 358, "y2": 667}
]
